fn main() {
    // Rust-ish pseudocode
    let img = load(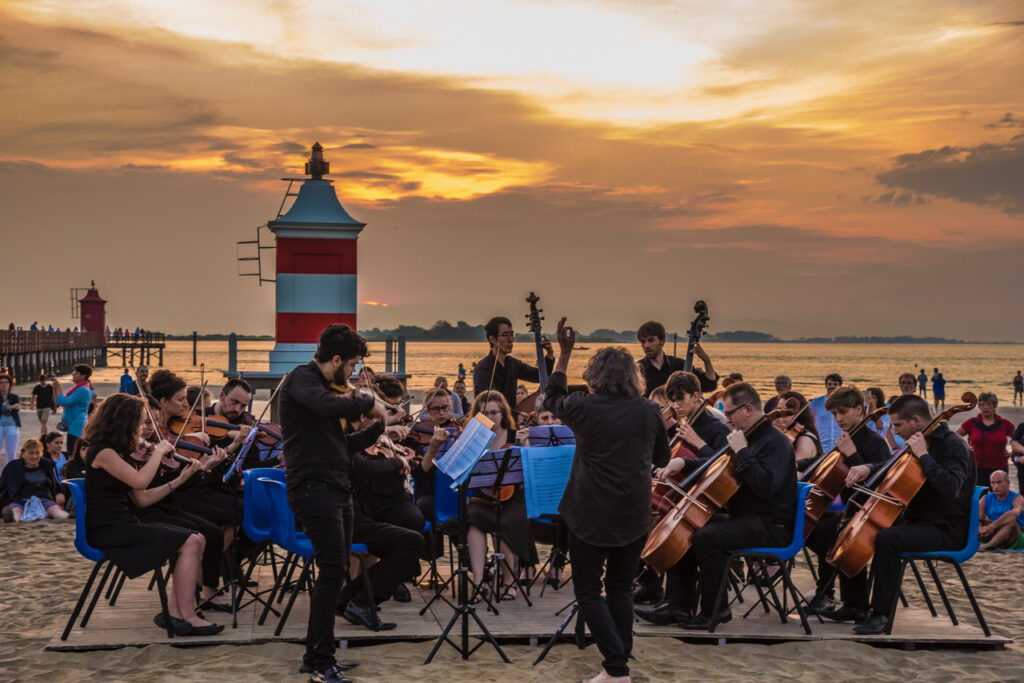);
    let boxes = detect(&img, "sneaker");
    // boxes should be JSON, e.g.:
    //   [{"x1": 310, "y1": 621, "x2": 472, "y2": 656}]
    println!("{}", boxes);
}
[
  {"x1": 309, "y1": 663, "x2": 352, "y2": 683},
  {"x1": 852, "y1": 611, "x2": 888, "y2": 635}
]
